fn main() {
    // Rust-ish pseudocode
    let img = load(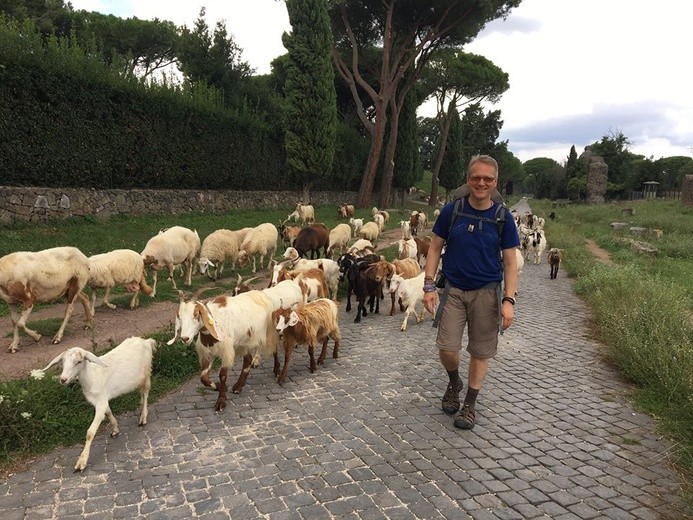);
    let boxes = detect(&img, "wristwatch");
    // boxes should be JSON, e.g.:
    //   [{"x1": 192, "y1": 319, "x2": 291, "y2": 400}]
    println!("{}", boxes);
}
[{"x1": 501, "y1": 296, "x2": 516, "y2": 305}]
